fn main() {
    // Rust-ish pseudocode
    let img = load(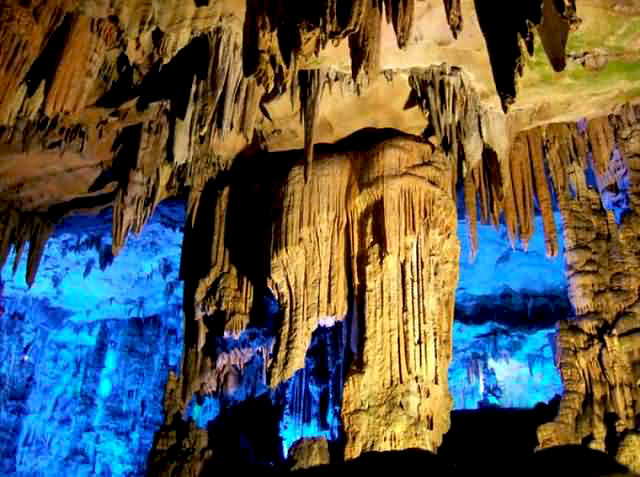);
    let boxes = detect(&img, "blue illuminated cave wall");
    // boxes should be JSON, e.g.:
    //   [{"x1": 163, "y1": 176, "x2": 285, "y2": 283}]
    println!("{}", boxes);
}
[
  {"x1": 0, "y1": 202, "x2": 184, "y2": 477},
  {"x1": 449, "y1": 213, "x2": 568, "y2": 409},
  {"x1": 277, "y1": 323, "x2": 346, "y2": 456}
]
